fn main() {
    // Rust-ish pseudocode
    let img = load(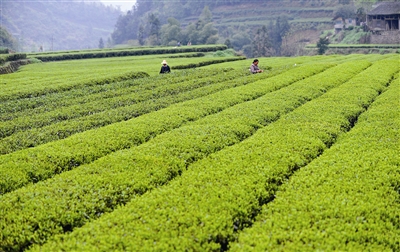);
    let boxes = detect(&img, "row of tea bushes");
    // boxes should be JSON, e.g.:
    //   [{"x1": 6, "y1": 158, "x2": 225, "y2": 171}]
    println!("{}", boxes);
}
[
  {"x1": 31, "y1": 45, "x2": 228, "y2": 62},
  {"x1": 0, "y1": 53, "x2": 26, "y2": 65},
  {"x1": 0, "y1": 68, "x2": 275, "y2": 154},
  {"x1": 0, "y1": 68, "x2": 221, "y2": 116},
  {"x1": 0, "y1": 71, "x2": 149, "y2": 102},
  {"x1": 0, "y1": 69, "x2": 241, "y2": 139},
  {"x1": 0, "y1": 60, "x2": 367, "y2": 251},
  {"x1": 0, "y1": 63, "x2": 330, "y2": 194},
  {"x1": 232, "y1": 76, "x2": 399, "y2": 251},
  {"x1": 28, "y1": 59, "x2": 398, "y2": 251},
  {"x1": 0, "y1": 56, "x2": 241, "y2": 101}
]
